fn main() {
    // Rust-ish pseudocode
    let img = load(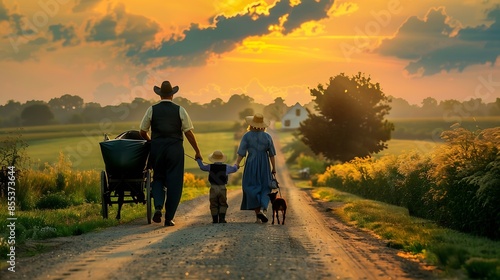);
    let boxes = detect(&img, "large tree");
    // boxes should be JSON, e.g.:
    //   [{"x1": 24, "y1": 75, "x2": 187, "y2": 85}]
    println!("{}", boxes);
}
[
  {"x1": 299, "y1": 72, "x2": 394, "y2": 162},
  {"x1": 21, "y1": 104, "x2": 54, "y2": 126}
]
